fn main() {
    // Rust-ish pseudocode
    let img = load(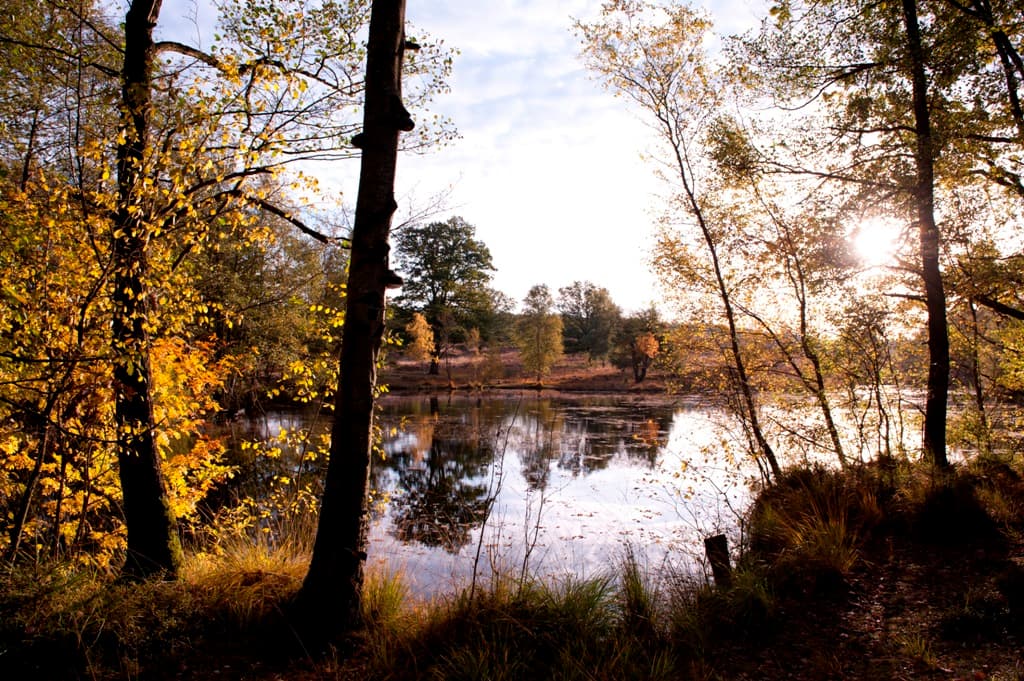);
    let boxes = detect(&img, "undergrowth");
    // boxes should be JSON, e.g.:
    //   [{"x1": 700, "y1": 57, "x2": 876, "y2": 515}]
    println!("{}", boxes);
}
[{"x1": 3, "y1": 459, "x2": 1022, "y2": 680}]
